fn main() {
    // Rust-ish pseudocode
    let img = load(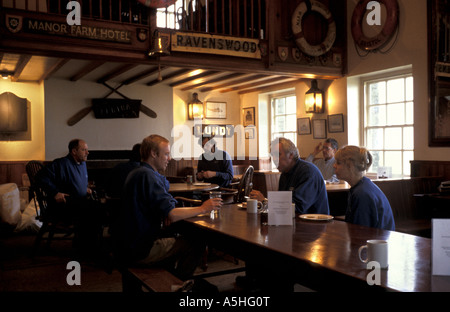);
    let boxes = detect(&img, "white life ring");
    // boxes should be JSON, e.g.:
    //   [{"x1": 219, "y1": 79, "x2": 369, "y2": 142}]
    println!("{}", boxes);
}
[{"x1": 291, "y1": 0, "x2": 336, "y2": 57}]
